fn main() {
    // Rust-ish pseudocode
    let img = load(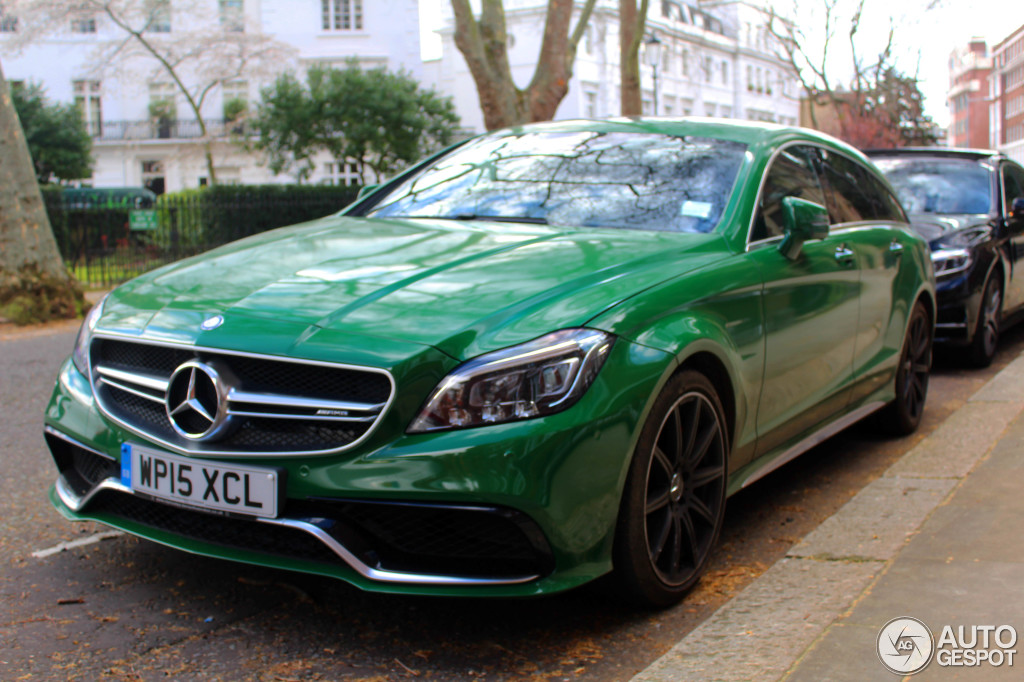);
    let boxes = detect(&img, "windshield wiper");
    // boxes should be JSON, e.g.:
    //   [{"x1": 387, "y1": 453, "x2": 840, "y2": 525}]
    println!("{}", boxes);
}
[{"x1": 449, "y1": 213, "x2": 549, "y2": 224}]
